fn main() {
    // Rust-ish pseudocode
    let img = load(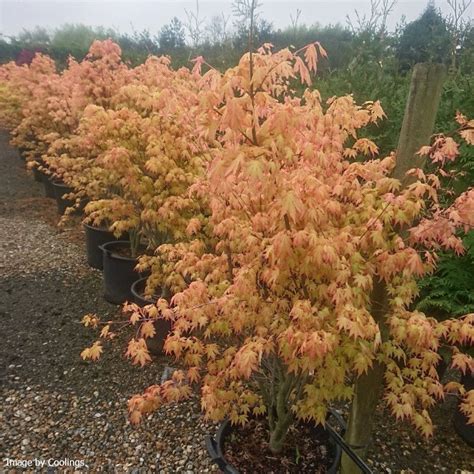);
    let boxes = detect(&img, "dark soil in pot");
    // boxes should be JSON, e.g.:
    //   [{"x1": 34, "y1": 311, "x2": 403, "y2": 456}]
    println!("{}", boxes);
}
[
  {"x1": 131, "y1": 277, "x2": 172, "y2": 355},
  {"x1": 207, "y1": 417, "x2": 341, "y2": 474},
  {"x1": 41, "y1": 173, "x2": 55, "y2": 198},
  {"x1": 84, "y1": 223, "x2": 127, "y2": 270},
  {"x1": 101, "y1": 240, "x2": 145, "y2": 305}
]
